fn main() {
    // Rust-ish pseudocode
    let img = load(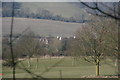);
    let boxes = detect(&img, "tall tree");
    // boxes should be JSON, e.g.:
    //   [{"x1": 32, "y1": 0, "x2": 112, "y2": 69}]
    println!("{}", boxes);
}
[
  {"x1": 72, "y1": 17, "x2": 118, "y2": 76},
  {"x1": 17, "y1": 31, "x2": 39, "y2": 68},
  {"x1": 48, "y1": 38, "x2": 62, "y2": 56}
]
